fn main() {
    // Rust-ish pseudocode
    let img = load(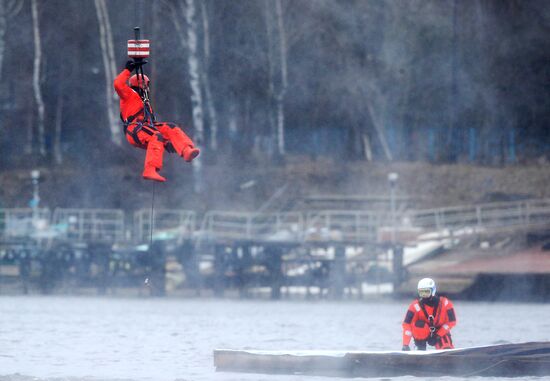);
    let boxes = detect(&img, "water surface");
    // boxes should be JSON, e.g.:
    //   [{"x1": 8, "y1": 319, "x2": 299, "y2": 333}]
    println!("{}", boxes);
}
[{"x1": 1, "y1": 296, "x2": 550, "y2": 381}]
